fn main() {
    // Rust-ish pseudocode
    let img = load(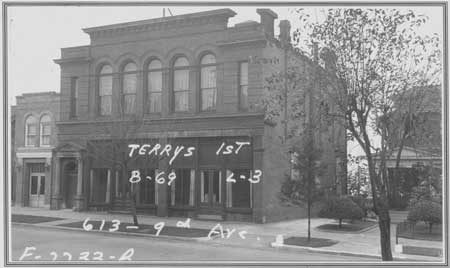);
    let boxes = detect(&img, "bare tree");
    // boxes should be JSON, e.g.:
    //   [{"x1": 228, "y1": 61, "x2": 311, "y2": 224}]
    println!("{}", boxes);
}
[{"x1": 87, "y1": 105, "x2": 146, "y2": 226}]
